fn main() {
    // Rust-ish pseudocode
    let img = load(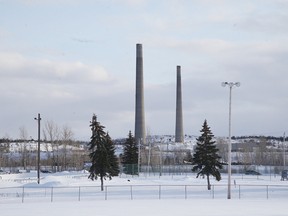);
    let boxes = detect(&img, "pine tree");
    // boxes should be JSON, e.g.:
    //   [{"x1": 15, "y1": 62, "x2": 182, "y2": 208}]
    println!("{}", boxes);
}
[
  {"x1": 87, "y1": 114, "x2": 119, "y2": 191},
  {"x1": 121, "y1": 131, "x2": 138, "y2": 175},
  {"x1": 105, "y1": 133, "x2": 120, "y2": 177},
  {"x1": 192, "y1": 120, "x2": 223, "y2": 190}
]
